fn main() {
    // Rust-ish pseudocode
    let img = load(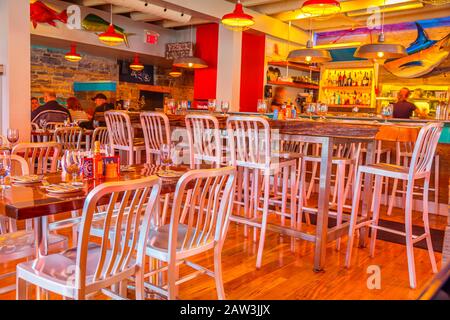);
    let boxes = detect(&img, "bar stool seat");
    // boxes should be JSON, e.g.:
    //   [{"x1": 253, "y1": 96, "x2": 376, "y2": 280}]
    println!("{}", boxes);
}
[{"x1": 362, "y1": 163, "x2": 409, "y2": 178}]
